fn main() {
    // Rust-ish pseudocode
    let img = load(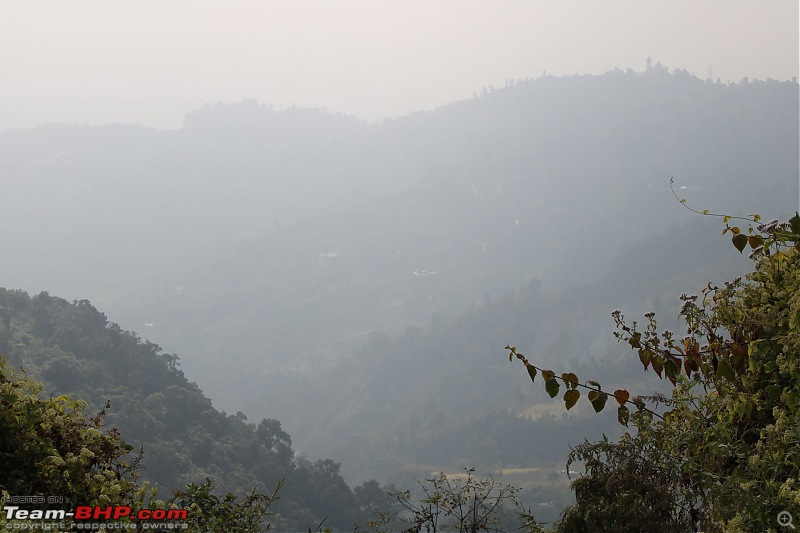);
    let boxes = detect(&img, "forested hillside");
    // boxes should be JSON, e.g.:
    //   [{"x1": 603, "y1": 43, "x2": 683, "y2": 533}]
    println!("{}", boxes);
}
[{"x1": 0, "y1": 289, "x2": 392, "y2": 530}]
